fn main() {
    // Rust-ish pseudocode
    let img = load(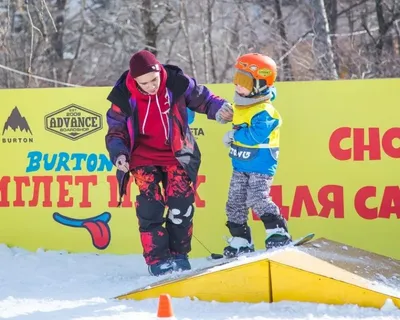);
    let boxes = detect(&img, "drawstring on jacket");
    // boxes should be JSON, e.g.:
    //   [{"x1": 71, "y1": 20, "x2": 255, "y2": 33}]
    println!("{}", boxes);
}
[{"x1": 141, "y1": 92, "x2": 170, "y2": 143}]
